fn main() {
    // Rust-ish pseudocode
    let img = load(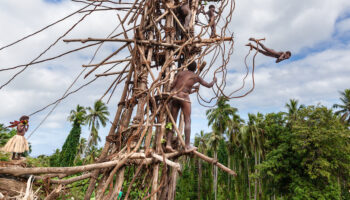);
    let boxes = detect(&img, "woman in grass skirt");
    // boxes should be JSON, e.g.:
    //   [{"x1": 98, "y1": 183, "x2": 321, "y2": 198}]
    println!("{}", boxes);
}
[{"x1": 2, "y1": 115, "x2": 29, "y2": 160}]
